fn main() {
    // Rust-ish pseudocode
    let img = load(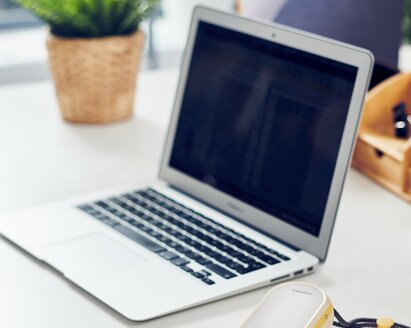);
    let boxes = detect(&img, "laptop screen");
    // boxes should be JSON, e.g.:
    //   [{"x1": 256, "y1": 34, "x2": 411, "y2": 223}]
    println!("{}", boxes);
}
[{"x1": 169, "y1": 21, "x2": 358, "y2": 237}]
